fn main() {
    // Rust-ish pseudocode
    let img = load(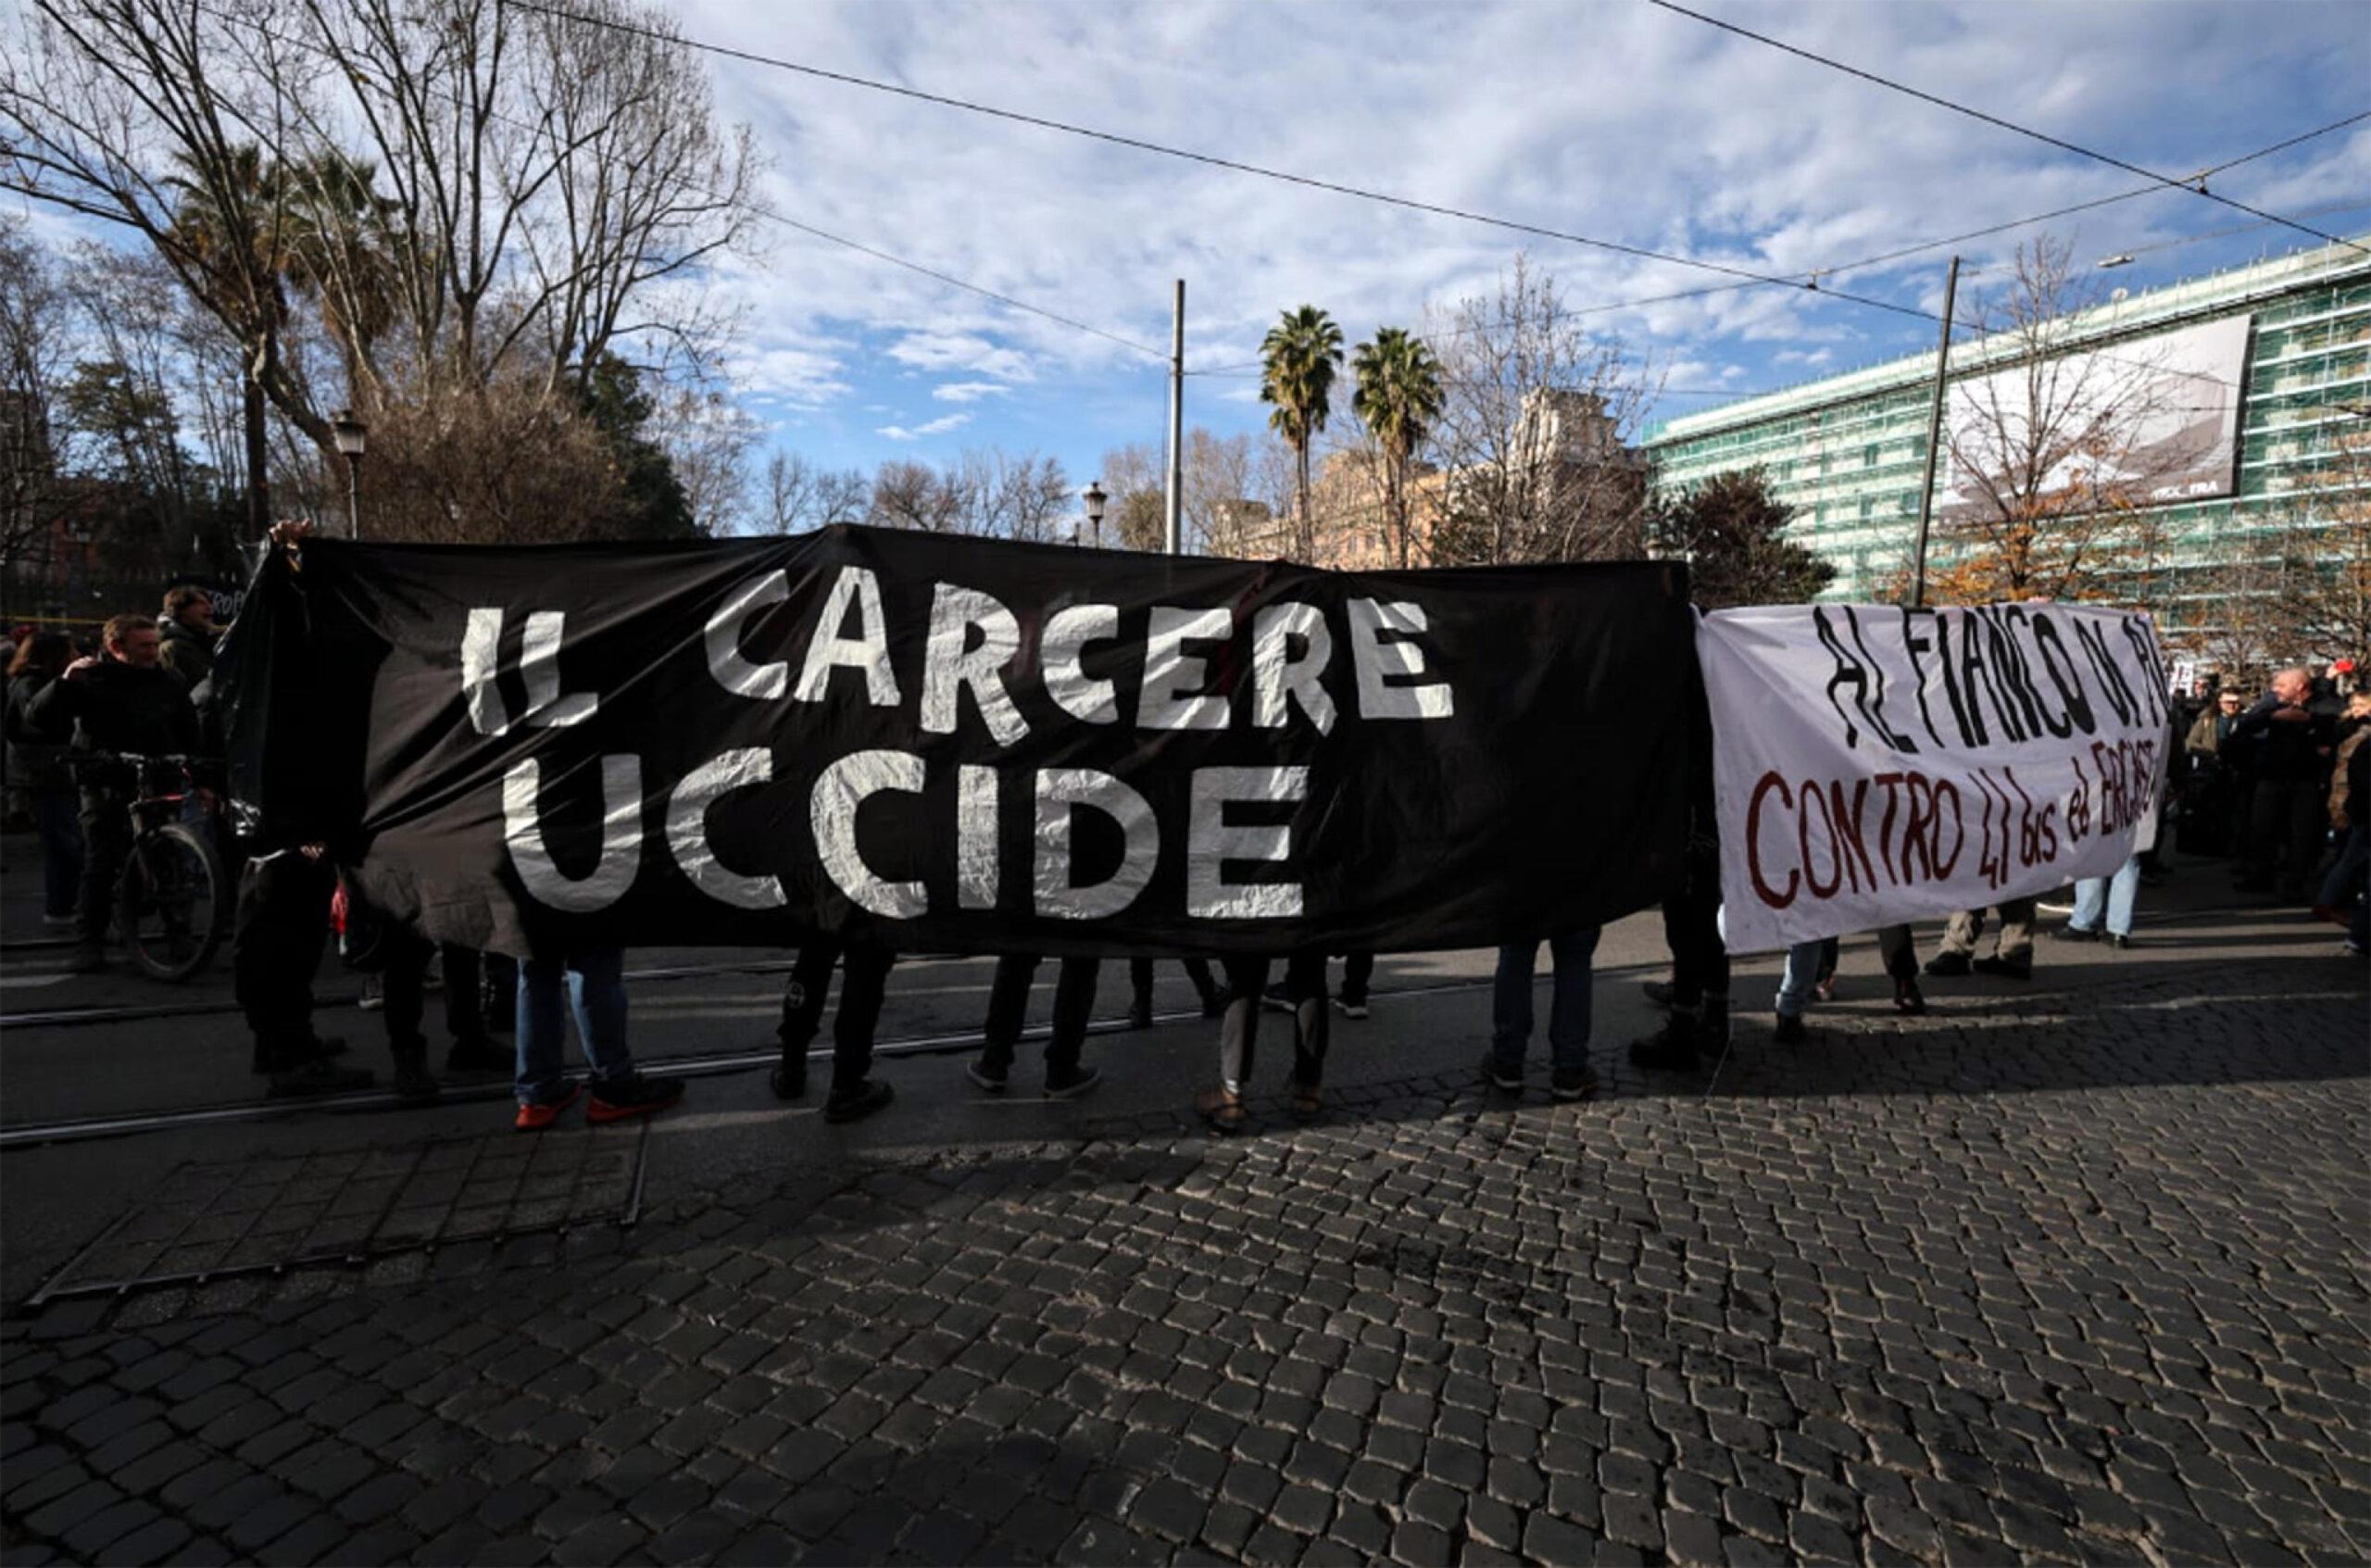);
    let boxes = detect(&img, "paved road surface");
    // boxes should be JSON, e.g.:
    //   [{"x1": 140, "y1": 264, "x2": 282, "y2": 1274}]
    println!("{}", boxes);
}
[{"x1": 2, "y1": 839, "x2": 2365, "y2": 1564}]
